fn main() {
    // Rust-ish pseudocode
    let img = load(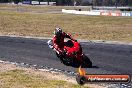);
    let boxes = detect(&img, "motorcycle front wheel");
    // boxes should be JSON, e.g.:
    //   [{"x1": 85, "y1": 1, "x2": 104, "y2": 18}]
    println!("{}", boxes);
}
[{"x1": 56, "y1": 53, "x2": 72, "y2": 66}]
